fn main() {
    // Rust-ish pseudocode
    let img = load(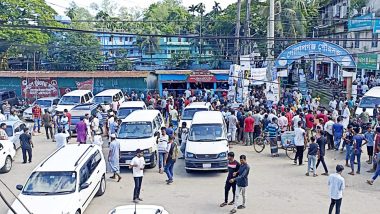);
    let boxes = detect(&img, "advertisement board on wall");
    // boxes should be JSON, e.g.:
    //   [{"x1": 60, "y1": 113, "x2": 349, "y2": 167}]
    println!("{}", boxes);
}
[{"x1": 21, "y1": 78, "x2": 58, "y2": 100}]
